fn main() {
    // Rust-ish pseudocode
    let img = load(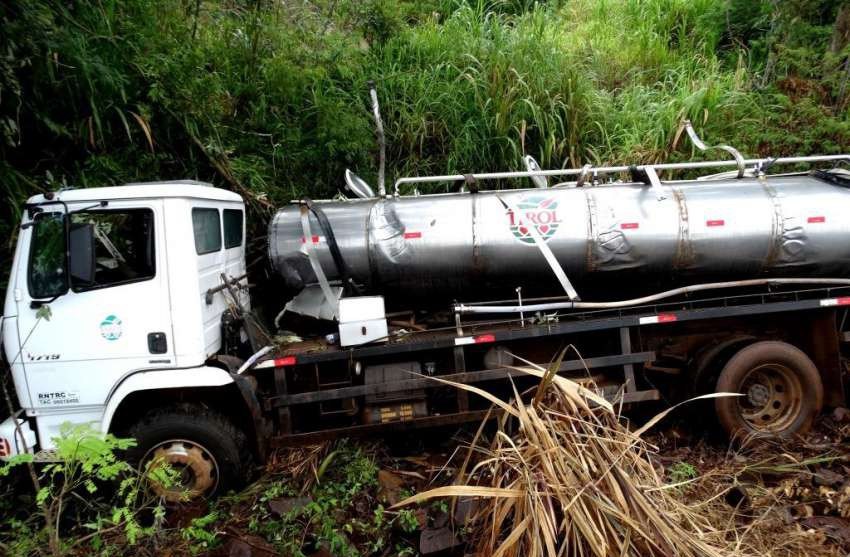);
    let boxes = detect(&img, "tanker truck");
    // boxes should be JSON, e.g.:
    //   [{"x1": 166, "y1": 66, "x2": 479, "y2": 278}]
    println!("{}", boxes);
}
[{"x1": 3, "y1": 142, "x2": 850, "y2": 501}]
